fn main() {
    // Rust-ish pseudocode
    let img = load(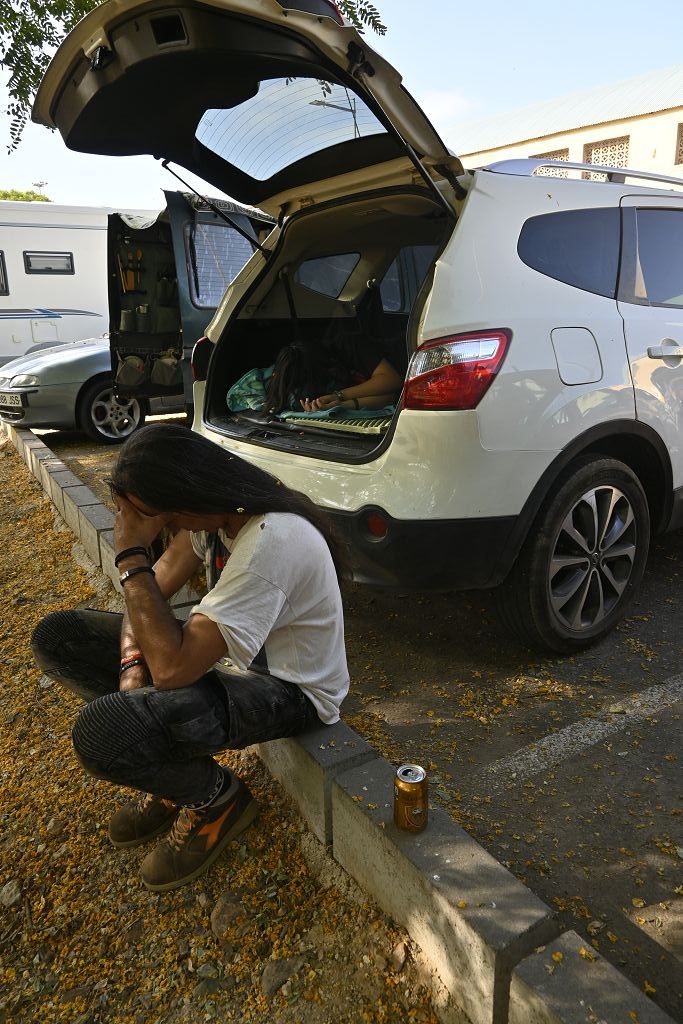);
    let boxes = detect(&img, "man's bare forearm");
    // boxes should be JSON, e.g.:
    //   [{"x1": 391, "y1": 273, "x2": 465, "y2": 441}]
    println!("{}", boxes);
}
[
  {"x1": 120, "y1": 570, "x2": 185, "y2": 684},
  {"x1": 120, "y1": 607, "x2": 141, "y2": 658}
]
